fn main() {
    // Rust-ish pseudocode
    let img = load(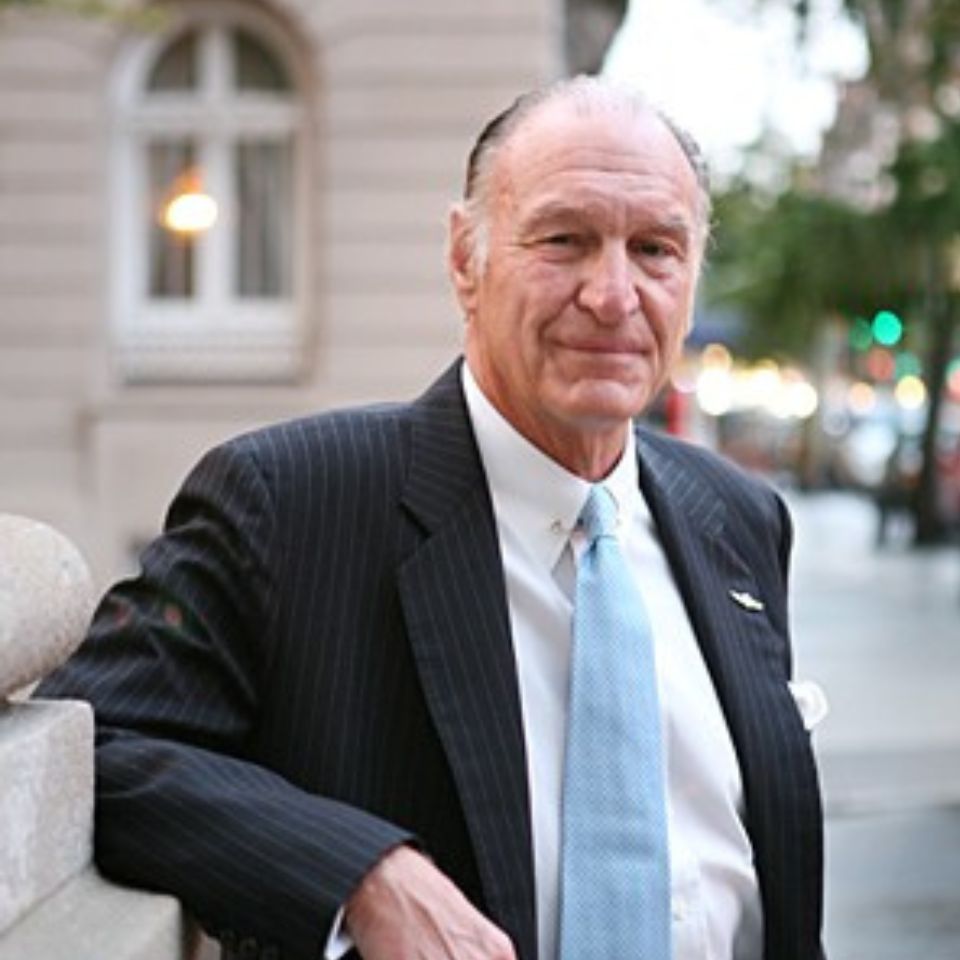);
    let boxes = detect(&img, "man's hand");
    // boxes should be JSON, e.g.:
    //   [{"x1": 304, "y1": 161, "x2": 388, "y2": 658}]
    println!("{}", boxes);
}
[{"x1": 344, "y1": 845, "x2": 517, "y2": 960}]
